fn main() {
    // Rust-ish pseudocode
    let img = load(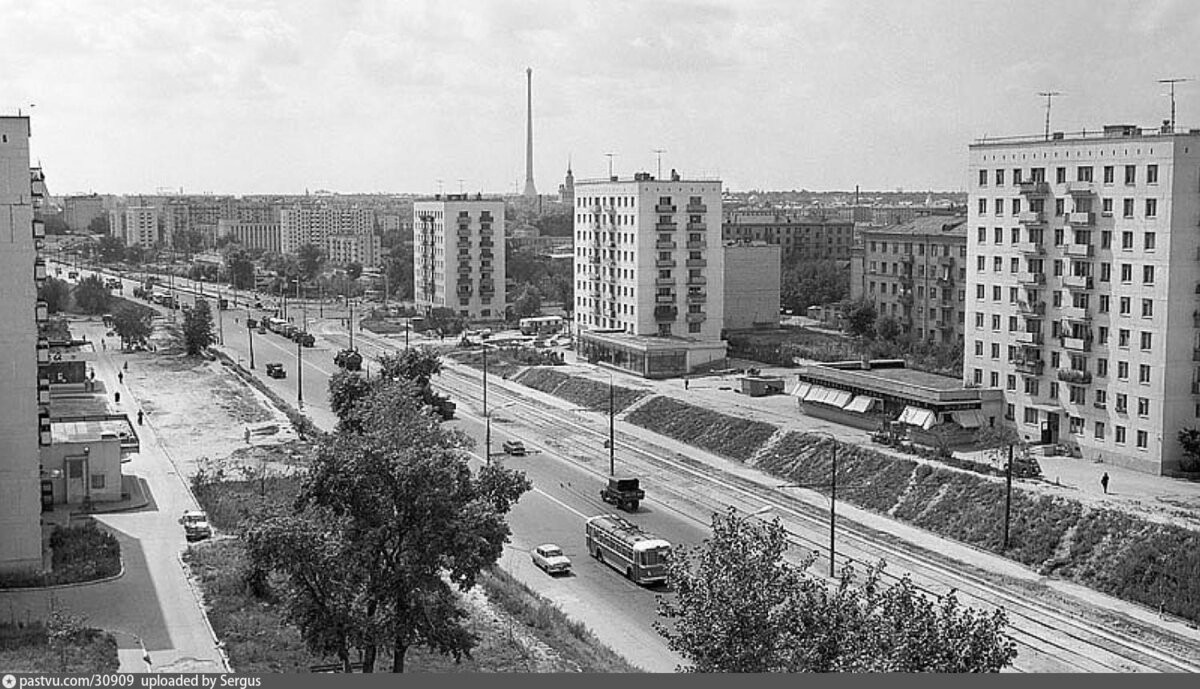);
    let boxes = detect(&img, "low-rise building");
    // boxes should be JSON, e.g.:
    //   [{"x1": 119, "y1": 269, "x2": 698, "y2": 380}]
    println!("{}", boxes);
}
[
  {"x1": 722, "y1": 213, "x2": 854, "y2": 262},
  {"x1": 217, "y1": 220, "x2": 282, "y2": 254},
  {"x1": 723, "y1": 241, "x2": 781, "y2": 331}
]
